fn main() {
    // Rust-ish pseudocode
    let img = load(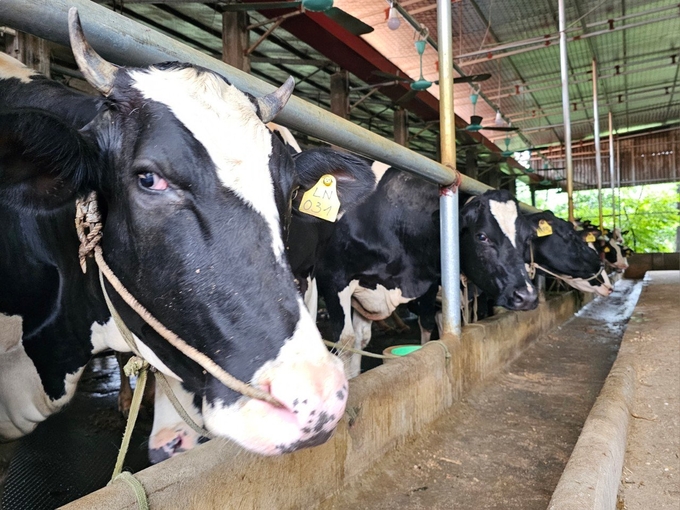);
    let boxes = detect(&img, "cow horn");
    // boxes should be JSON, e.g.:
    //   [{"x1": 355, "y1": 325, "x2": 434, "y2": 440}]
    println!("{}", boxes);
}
[
  {"x1": 256, "y1": 76, "x2": 295, "y2": 123},
  {"x1": 68, "y1": 8, "x2": 117, "y2": 96}
]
